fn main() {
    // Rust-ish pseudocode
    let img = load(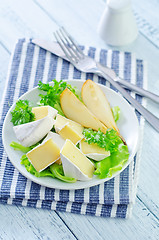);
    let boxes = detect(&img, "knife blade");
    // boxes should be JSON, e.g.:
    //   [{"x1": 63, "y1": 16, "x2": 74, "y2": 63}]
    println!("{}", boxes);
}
[{"x1": 32, "y1": 39, "x2": 159, "y2": 103}]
